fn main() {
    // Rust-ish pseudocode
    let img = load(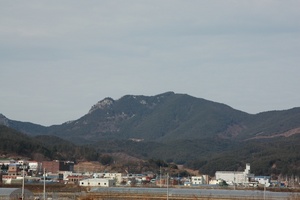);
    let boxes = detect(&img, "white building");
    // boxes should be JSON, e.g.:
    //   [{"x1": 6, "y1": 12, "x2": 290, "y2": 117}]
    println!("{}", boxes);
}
[
  {"x1": 215, "y1": 163, "x2": 254, "y2": 185},
  {"x1": 28, "y1": 161, "x2": 39, "y2": 172},
  {"x1": 62, "y1": 171, "x2": 83, "y2": 180},
  {"x1": 93, "y1": 173, "x2": 122, "y2": 185},
  {"x1": 191, "y1": 175, "x2": 209, "y2": 185},
  {"x1": 0, "y1": 159, "x2": 15, "y2": 166},
  {"x1": 254, "y1": 176, "x2": 271, "y2": 187},
  {"x1": 79, "y1": 178, "x2": 115, "y2": 187},
  {"x1": 209, "y1": 179, "x2": 224, "y2": 185}
]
